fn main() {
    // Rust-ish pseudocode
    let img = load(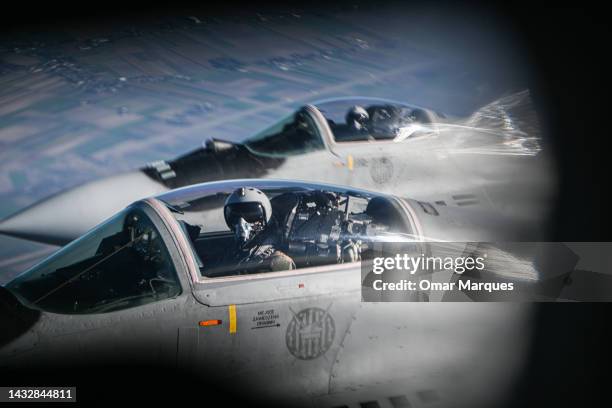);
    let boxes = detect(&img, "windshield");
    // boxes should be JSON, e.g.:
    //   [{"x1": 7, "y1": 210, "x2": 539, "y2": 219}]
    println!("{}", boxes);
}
[
  {"x1": 243, "y1": 108, "x2": 324, "y2": 157},
  {"x1": 314, "y1": 98, "x2": 434, "y2": 142},
  {"x1": 7, "y1": 206, "x2": 181, "y2": 314}
]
